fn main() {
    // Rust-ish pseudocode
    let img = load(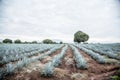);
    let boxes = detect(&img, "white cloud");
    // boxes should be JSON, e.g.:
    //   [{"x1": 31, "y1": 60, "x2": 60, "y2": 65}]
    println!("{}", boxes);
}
[{"x1": 0, "y1": 0, "x2": 120, "y2": 43}]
